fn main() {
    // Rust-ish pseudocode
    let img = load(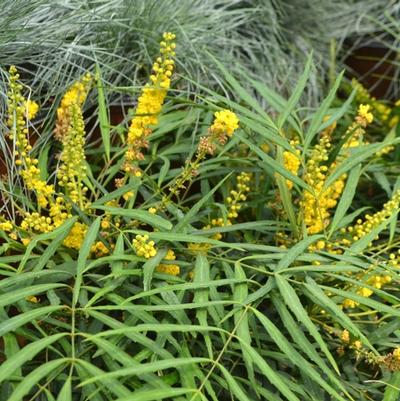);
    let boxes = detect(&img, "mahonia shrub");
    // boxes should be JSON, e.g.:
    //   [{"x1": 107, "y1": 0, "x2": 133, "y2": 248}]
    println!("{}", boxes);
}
[{"x1": 1, "y1": 34, "x2": 400, "y2": 401}]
